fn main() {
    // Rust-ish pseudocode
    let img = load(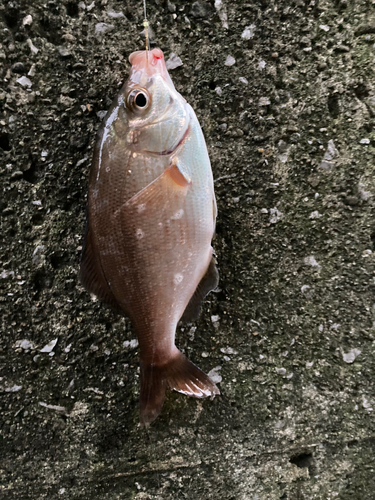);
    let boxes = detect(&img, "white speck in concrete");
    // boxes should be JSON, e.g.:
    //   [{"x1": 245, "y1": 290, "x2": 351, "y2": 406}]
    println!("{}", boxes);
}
[
  {"x1": 319, "y1": 24, "x2": 330, "y2": 31},
  {"x1": 358, "y1": 182, "x2": 371, "y2": 201},
  {"x1": 0, "y1": 270, "x2": 14, "y2": 279},
  {"x1": 32, "y1": 245, "x2": 45, "y2": 266},
  {"x1": 166, "y1": 53, "x2": 183, "y2": 70},
  {"x1": 342, "y1": 348, "x2": 361, "y2": 364},
  {"x1": 239, "y1": 77, "x2": 248, "y2": 85},
  {"x1": 258, "y1": 96, "x2": 270, "y2": 106},
  {"x1": 276, "y1": 367, "x2": 286, "y2": 376},
  {"x1": 95, "y1": 23, "x2": 114, "y2": 40},
  {"x1": 39, "y1": 402, "x2": 68, "y2": 415},
  {"x1": 40, "y1": 338, "x2": 58, "y2": 353},
  {"x1": 224, "y1": 55, "x2": 236, "y2": 66},
  {"x1": 258, "y1": 60, "x2": 266, "y2": 70},
  {"x1": 359, "y1": 138, "x2": 370, "y2": 144},
  {"x1": 269, "y1": 207, "x2": 283, "y2": 224},
  {"x1": 319, "y1": 139, "x2": 338, "y2": 171},
  {"x1": 107, "y1": 9, "x2": 125, "y2": 18},
  {"x1": 27, "y1": 39, "x2": 39, "y2": 54},
  {"x1": 304, "y1": 255, "x2": 321, "y2": 268},
  {"x1": 188, "y1": 326, "x2": 196, "y2": 341},
  {"x1": 208, "y1": 366, "x2": 222, "y2": 384},
  {"x1": 96, "y1": 110, "x2": 107, "y2": 120},
  {"x1": 123, "y1": 339, "x2": 139, "y2": 349},
  {"x1": 220, "y1": 347, "x2": 238, "y2": 355},
  {"x1": 362, "y1": 395, "x2": 373, "y2": 412},
  {"x1": 241, "y1": 24, "x2": 256, "y2": 39},
  {"x1": 214, "y1": 0, "x2": 228, "y2": 29},
  {"x1": 309, "y1": 210, "x2": 322, "y2": 219},
  {"x1": 15, "y1": 339, "x2": 35, "y2": 350},
  {"x1": 16, "y1": 76, "x2": 32, "y2": 88},
  {"x1": 23, "y1": 15, "x2": 33, "y2": 26},
  {"x1": 3, "y1": 384, "x2": 22, "y2": 392}
]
